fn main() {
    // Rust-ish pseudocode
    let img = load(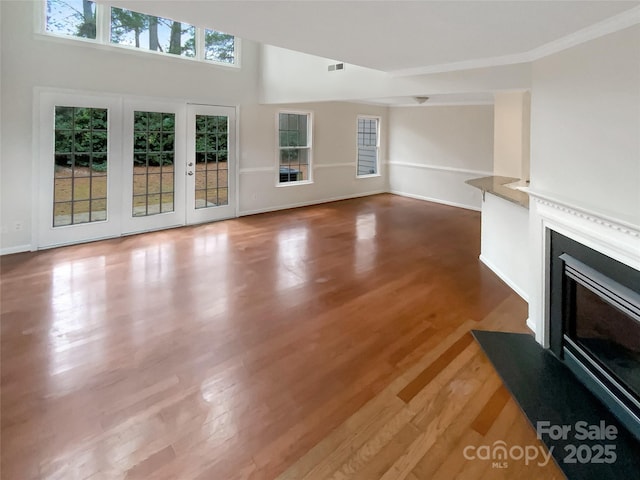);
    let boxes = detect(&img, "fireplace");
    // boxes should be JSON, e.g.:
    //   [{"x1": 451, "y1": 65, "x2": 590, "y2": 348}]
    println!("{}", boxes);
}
[{"x1": 548, "y1": 229, "x2": 640, "y2": 440}]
